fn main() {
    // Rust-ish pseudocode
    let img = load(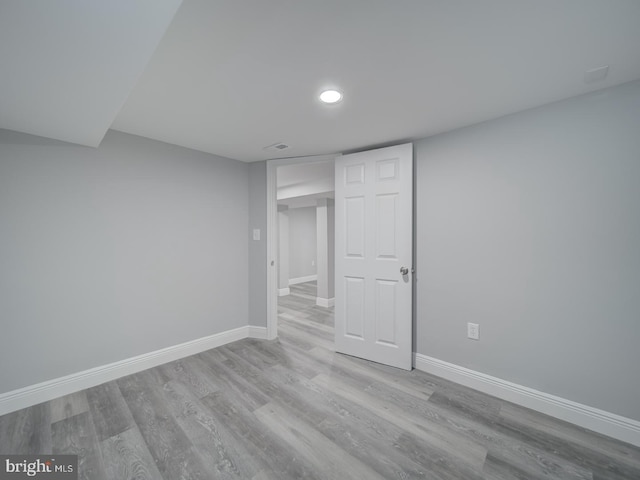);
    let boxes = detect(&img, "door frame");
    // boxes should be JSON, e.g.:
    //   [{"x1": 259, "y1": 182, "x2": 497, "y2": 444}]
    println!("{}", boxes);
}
[{"x1": 265, "y1": 154, "x2": 338, "y2": 340}]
